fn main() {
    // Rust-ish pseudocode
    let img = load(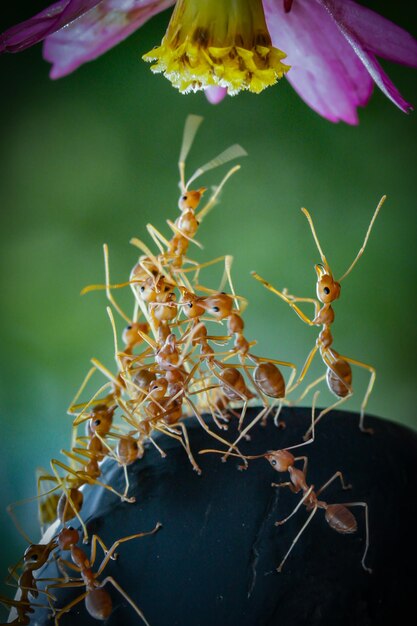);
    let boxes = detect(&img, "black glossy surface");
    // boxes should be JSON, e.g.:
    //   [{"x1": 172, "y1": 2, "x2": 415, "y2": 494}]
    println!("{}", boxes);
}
[{"x1": 27, "y1": 408, "x2": 417, "y2": 626}]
